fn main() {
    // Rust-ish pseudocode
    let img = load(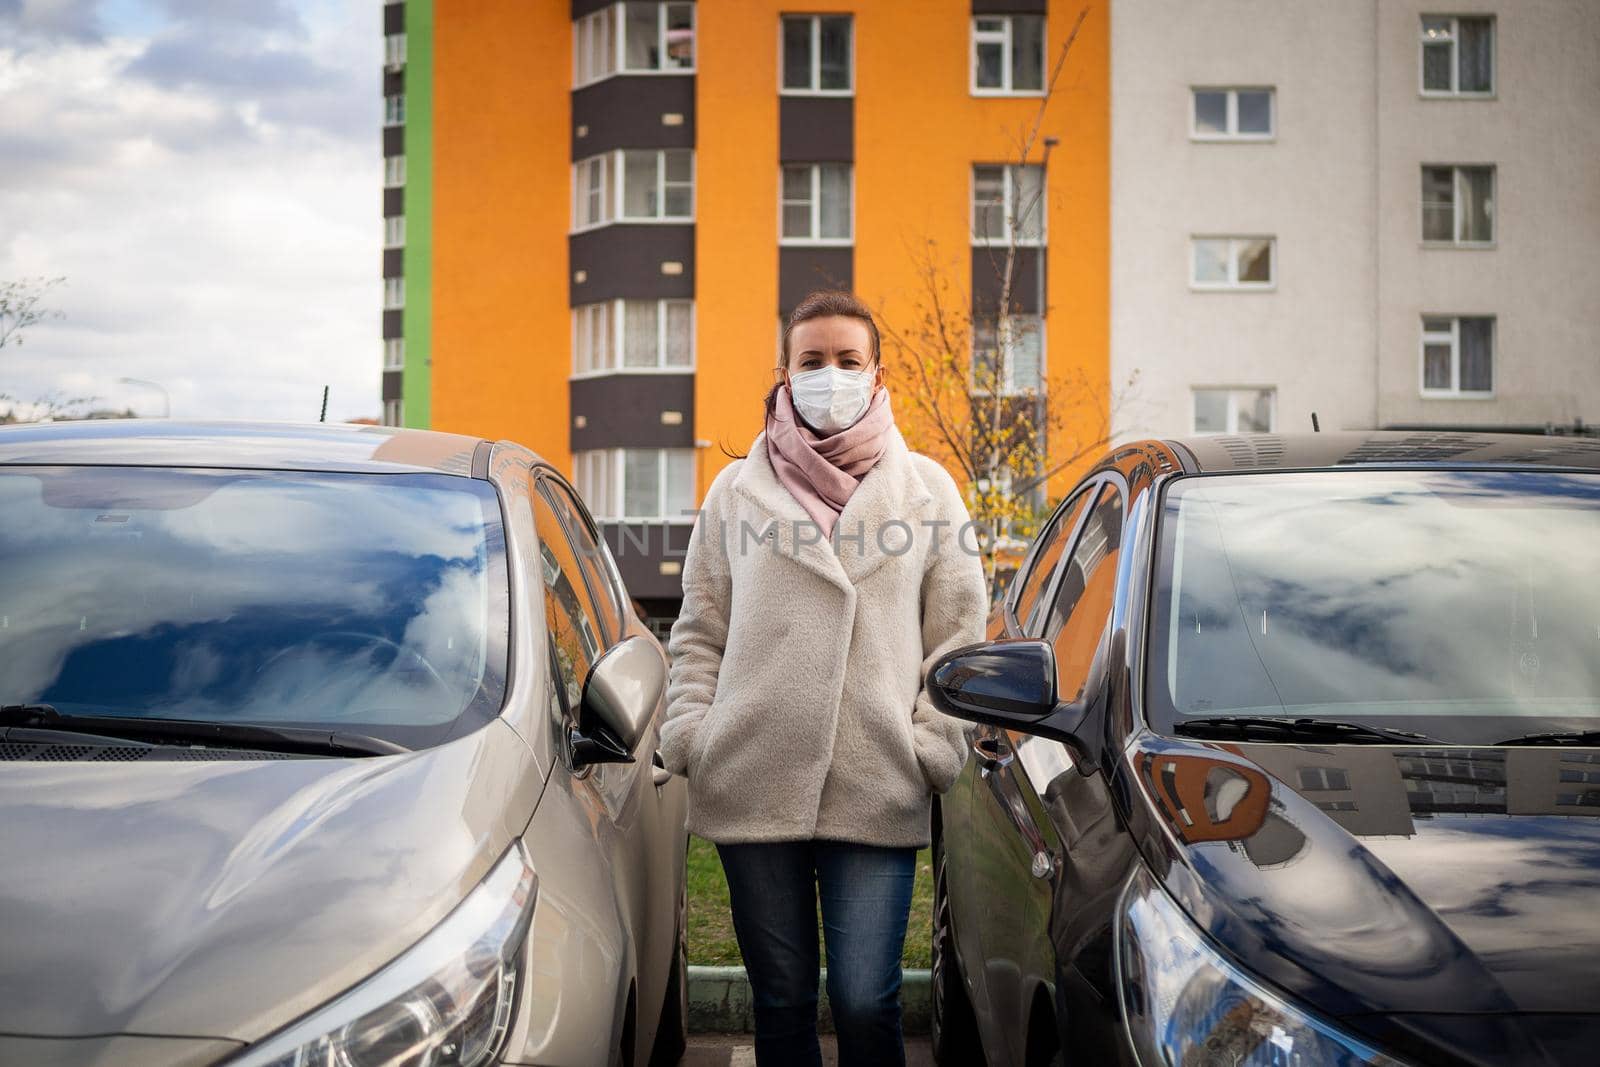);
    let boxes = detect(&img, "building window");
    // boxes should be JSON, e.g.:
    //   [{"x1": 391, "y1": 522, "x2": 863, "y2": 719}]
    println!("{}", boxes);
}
[
  {"x1": 1191, "y1": 237, "x2": 1275, "y2": 290},
  {"x1": 573, "y1": 150, "x2": 693, "y2": 230},
  {"x1": 383, "y1": 93, "x2": 405, "y2": 126},
  {"x1": 383, "y1": 277, "x2": 404, "y2": 310},
  {"x1": 1421, "y1": 16, "x2": 1494, "y2": 95},
  {"x1": 1193, "y1": 388, "x2": 1276, "y2": 433},
  {"x1": 574, "y1": 448, "x2": 696, "y2": 521},
  {"x1": 1298, "y1": 767, "x2": 1351, "y2": 792},
  {"x1": 575, "y1": 2, "x2": 695, "y2": 87},
  {"x1": 384, "y1": 338, "x2": 405, "y2": 370},
  {"x1": 384, "y1": 215, "x2": 405, "y2": 248},
  {"x1": 972, "y1": 164, "x2": 1045, "y2": 245},
  {"x1": 573, "y1": 299, "x2": 694, "y2": 375},
  {"x1": 1191, "y1": 87, "x2": 1274, "y2": 140},
  {"x1": 624, "y1": 1, "x2": 695, "y2": 73},
  {"x1": 1421, "y1": 316, "x2": 1494, "y2": 396},
  {"x1": 781, "y1": 14, "x2": 852, "y2": 94},
  {"x1": 383, "y1": 398, "x2": 402, "y2": 426},
  {"x1": 384, "y1": 32, "x2": 406, "y2": 70},
  {"x1": 972, "y1": 14, "x2": 1044, "y2": 95},
  {"x1": 780, "y1": 163, "x2": 852, "y2": 244},
  {"x1": 384, "y1": 154, "x2": 406, "y2": 188},
  {"x1": 570, "y1": 150, "x2": 693, "y2": 229},
  {"x1": 972, "y1": 315, "x2": 1044, "y2": 394},
  {"x1": 1422, "y1": 165, "x2": 1494, "y2": 244}
]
